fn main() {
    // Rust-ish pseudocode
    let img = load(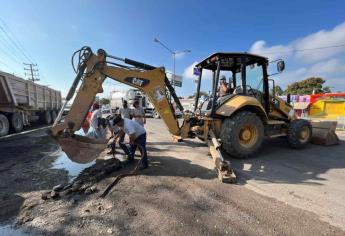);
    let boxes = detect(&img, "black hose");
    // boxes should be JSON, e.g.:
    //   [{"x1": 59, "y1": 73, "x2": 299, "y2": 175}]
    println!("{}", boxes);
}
[{"x1": 99, "y1": 144, "x2": 146, "y2": 198}]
